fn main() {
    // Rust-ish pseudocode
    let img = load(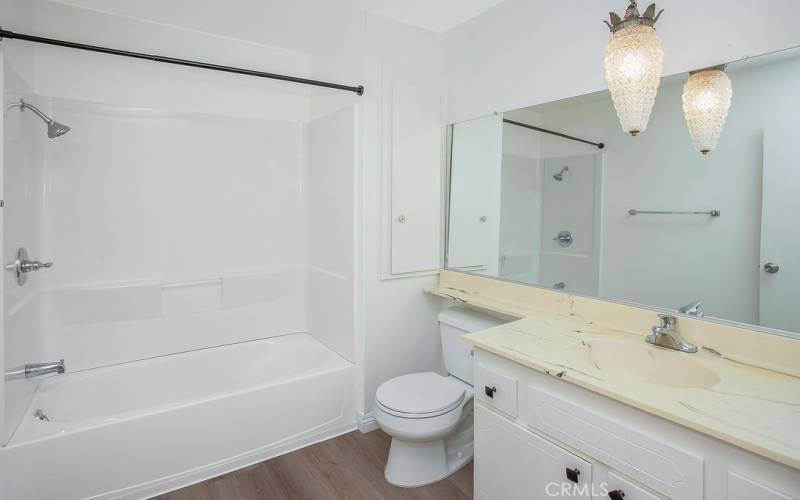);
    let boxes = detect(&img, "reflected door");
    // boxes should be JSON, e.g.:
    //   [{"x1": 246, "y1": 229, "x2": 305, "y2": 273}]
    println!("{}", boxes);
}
[
  {"x1": 447, "y1": 115, "x2": 503, "y2": 271},
  {"x1": 760, "y1": 127, "x2": 799, "y2": 332}
]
